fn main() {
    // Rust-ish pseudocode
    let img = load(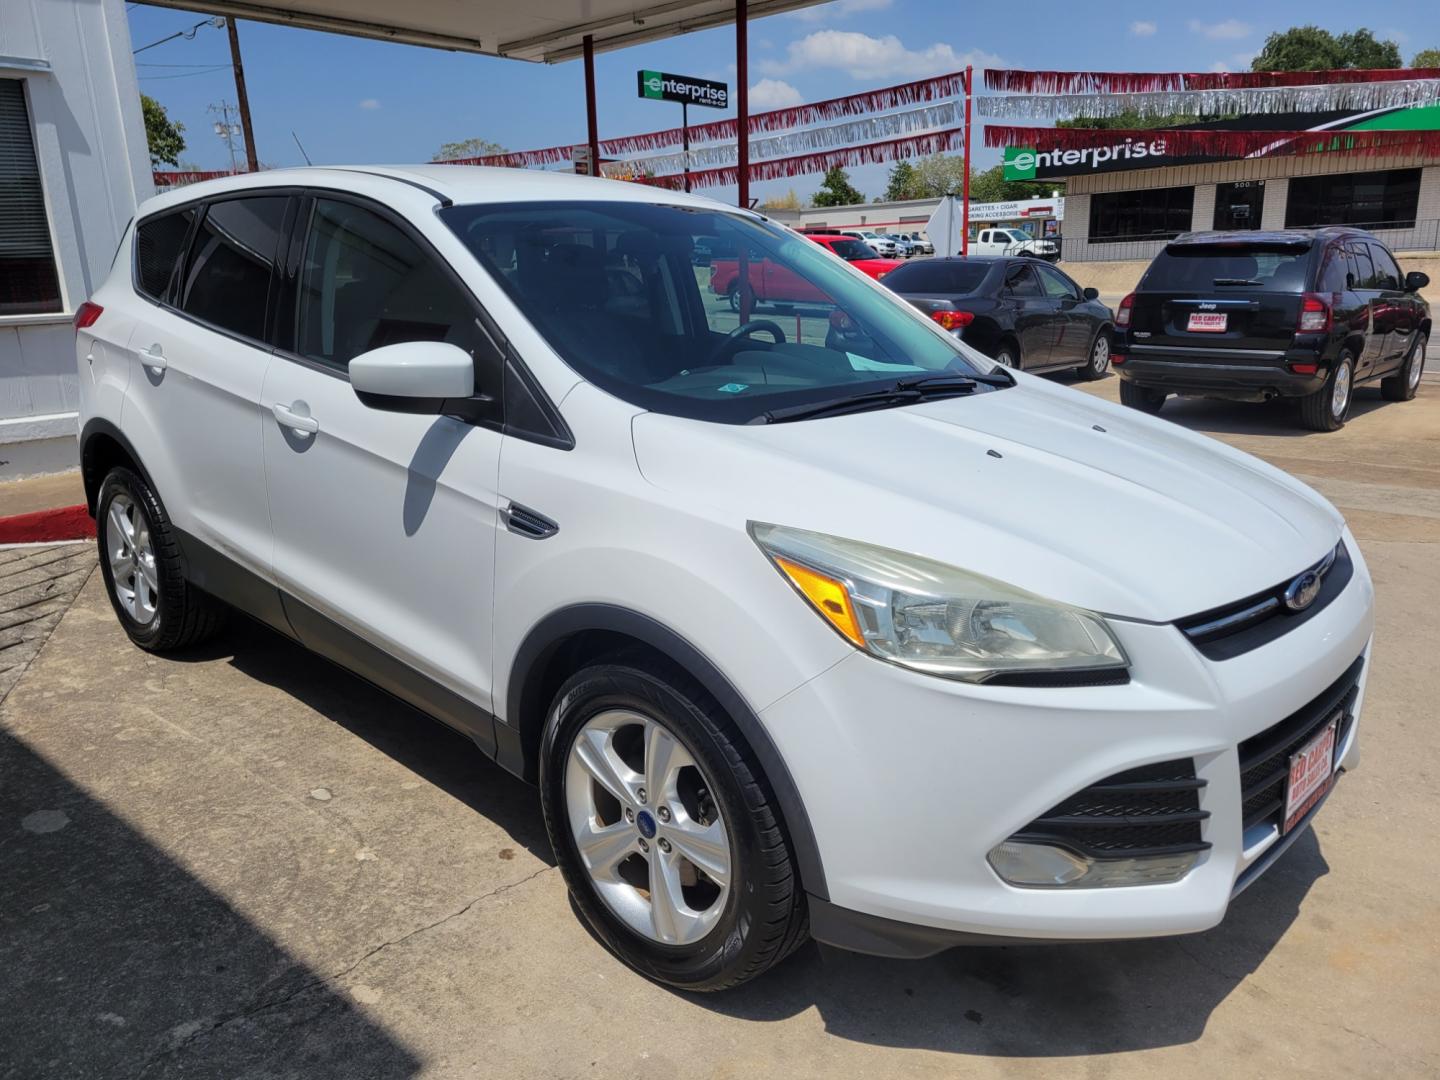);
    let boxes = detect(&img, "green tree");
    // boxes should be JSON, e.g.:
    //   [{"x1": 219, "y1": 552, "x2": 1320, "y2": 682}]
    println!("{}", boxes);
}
[
  {"x1": 1251, "y1": 26, "x2": 1401, "y2": 71},
  {"x1": 759, "y1": 187, "x2": 805, "y2": 210},
  {"x1": 1413, "y1": 48, "x2": 1440, "y2": 68},
  {"x1": 142, "y1": 95, "x2": 185, "y2": 167},
  {"x1": 810, "y1": 166, "x2": 864, "y2": 207},
  {"x1": 884, "y1": 159, "x2": 923, "y2": 201},
  {"x1": 1057, "y1": 109, "x2": 1190, "y2": 131},
  {"x1": 911, "y1": 153, "x2": 967, "y2": 197},
  {"x1": 434, "y1": 137, "x2": 507, "y2": 162},
  {"x1": 966, "y1": 164, "x2": 1062, "y2": 203}
]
